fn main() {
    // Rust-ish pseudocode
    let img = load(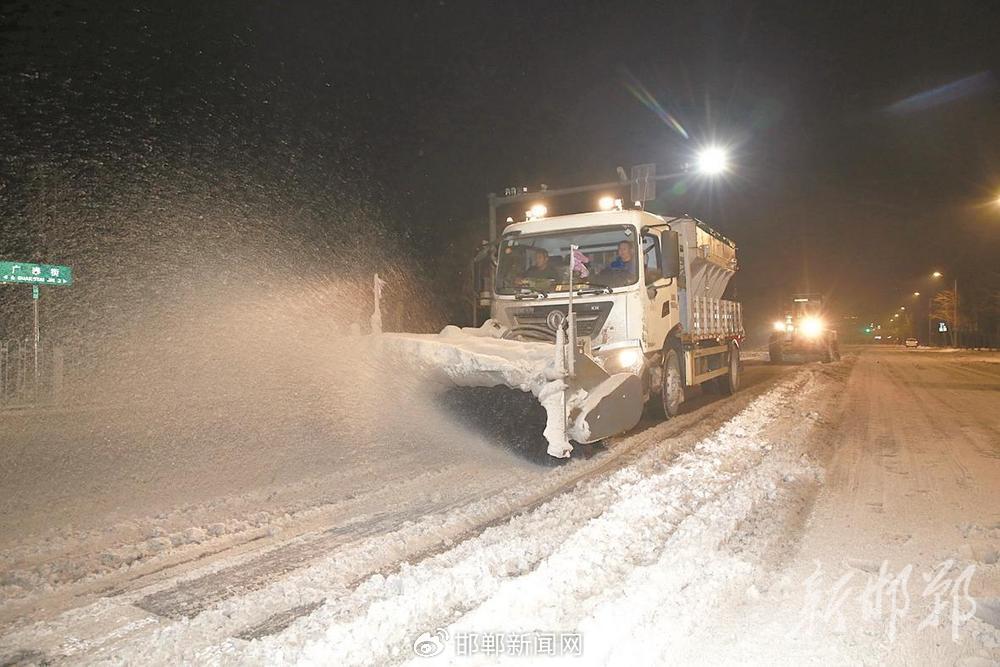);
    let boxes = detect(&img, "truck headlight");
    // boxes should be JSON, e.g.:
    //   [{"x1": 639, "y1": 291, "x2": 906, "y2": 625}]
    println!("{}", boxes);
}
[
  {"x1": 800, "y1": 316, "x2": 824, "y2": 337},
  {"x1": 617, "y1": 348, "x2": 642, "y2": 368},
  {"x1": 597, "y1": 344, "x2": 645, "y2": 375},
  {"x1": 773, "y1": 320, "x2": 786, "y2": 332}
]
